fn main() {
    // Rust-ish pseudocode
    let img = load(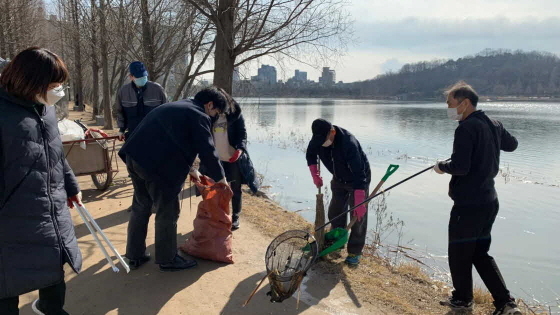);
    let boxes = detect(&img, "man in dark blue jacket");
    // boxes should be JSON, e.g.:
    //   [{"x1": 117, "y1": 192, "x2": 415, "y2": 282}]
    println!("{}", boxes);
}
[
  {"x1": 306, "y1": 118, "x2": 371, "y2": 266},
  {"x1": 435, "y1": 82, "x2": 521, "y2": 315},
  {"x1": 119, "y1": 86, "x2": 228, "y2": 272}
]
